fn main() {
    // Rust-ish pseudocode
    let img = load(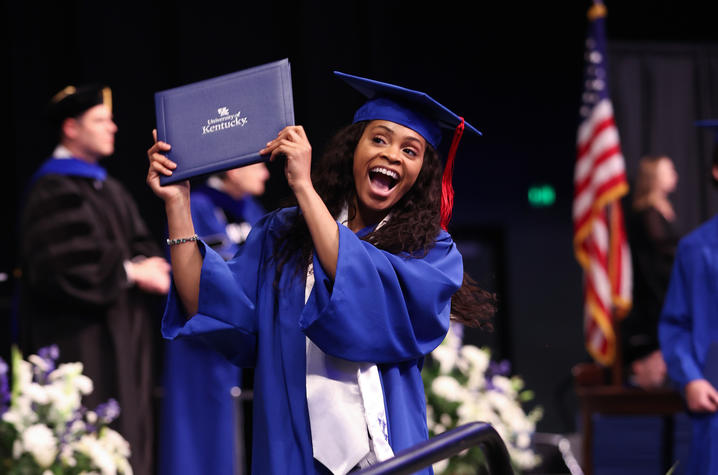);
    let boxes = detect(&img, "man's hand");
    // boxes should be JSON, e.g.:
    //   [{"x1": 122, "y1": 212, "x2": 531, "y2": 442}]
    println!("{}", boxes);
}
[
  {"x1": 685, "y1": 379, "x2": 718, "y2": 413},
  {"x1": 630, "y1": 350, "x2": 667, "y2": 389},
  {"x1": 126, "y1": 256, "x2": 171, "y2": 295}
]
